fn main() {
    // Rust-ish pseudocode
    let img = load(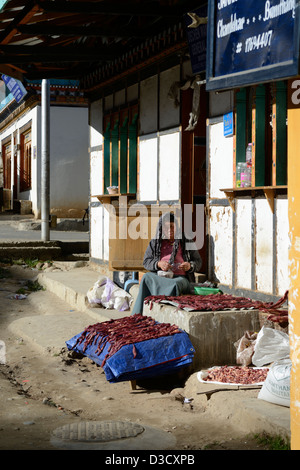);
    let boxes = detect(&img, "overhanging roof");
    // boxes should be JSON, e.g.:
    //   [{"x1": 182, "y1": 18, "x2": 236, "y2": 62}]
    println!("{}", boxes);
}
[{"x1": 0, "y1": 0, "x2": 207, "y2": 90}]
